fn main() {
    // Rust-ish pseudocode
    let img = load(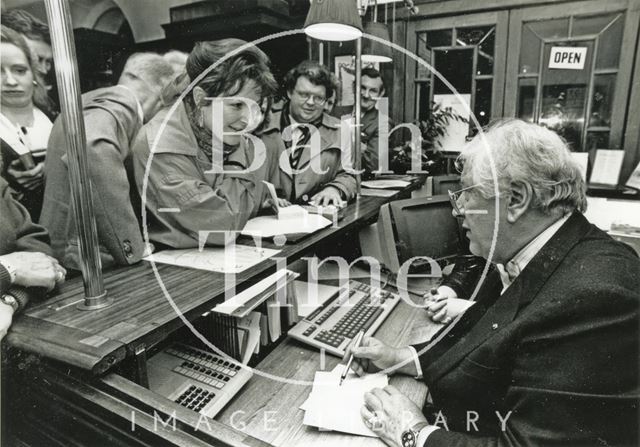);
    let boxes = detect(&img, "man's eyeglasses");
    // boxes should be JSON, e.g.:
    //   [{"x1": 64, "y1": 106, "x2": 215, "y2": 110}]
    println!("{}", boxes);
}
[
  {"x1": 448, "y1": 184, "x2": 481, "y2": 216},
  {"x1": 293, "y1": 89, "x2": 326, "y2": 106}
]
